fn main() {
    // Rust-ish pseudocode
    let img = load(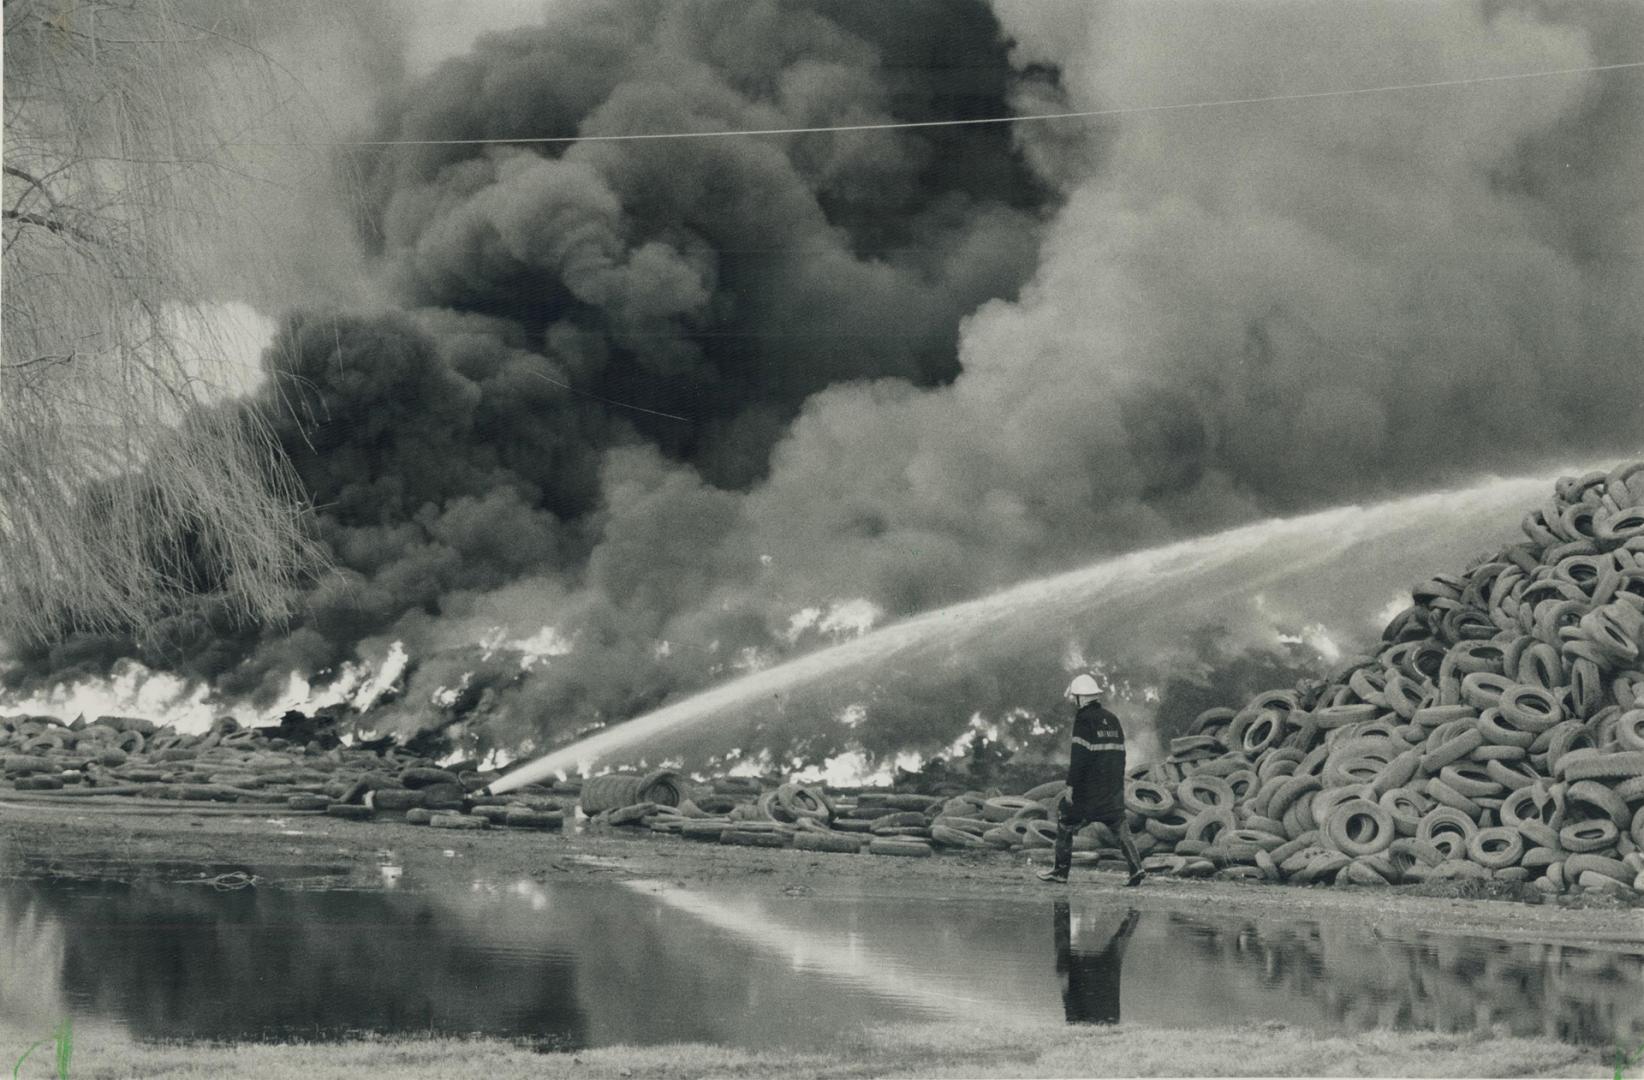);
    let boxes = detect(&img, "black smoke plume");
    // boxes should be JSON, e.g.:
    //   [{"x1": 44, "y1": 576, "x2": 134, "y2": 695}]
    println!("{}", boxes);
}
[{"x1": 6, "y1": 1, "x2": 1641, "y2": 773}]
